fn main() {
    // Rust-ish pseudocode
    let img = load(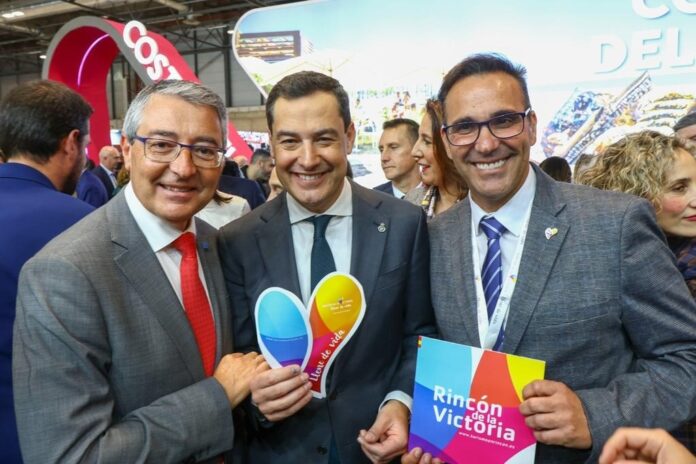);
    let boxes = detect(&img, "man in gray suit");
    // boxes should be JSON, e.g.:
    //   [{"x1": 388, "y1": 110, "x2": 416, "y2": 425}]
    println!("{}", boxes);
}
[
  {"x1": 13, "y1": 80, "x2": 266, "y2": 463},
  {"x1": 405, "y1": 54, "x2": 696, "y2": 464},
  {"x1": 219, "y1": 71, "x2": 435, "y2": 463}
]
